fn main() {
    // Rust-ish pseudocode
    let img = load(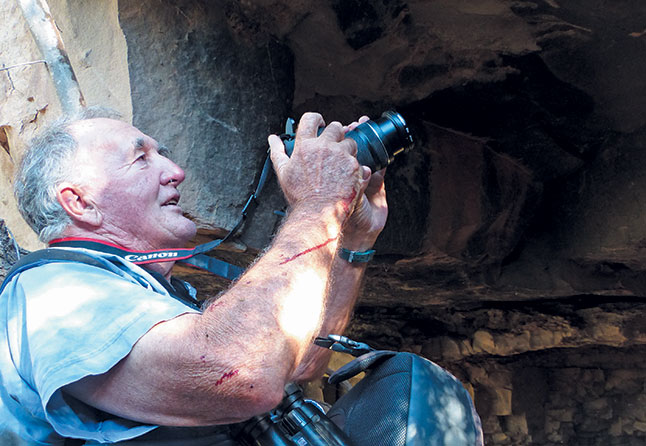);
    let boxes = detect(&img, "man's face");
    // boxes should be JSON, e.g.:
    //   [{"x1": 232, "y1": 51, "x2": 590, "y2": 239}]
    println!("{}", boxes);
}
[{"x1": 67, "y1": 118, "x2": 197, "y2": 250}]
